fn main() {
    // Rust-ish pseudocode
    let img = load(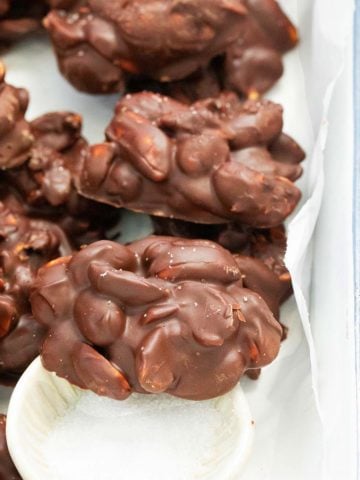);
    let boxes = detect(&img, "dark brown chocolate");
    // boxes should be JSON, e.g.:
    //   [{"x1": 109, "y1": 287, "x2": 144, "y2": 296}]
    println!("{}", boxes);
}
[
  {"x1": 126, "y1": 64, "x2": 223, "y2": 105},
  {"x1": 224, "y1": 0, "x2": 298, "y2": 97},
  {"x1": 0, "y1": 189, "x2": 72, "y2": 377},
  {"x1": 129, "y1": 0, "x2": 299, "y2": 103},
  {"x1": 0, "y1": 64, "x2": 121, "y2": 246},
  {"x1": 0, "y1": 0, "x2": 46, "y2": 47},
  {"x1": 0, "y1": 64, "x2": 33, "y2": 170},
  {"x1": 44, "y1": 0, "x2": 247, "y2": 94},
  {"x1": 0, "y1": 415, "x2": 20, "y2": 480},
  {"x1": 3, "y1": 111, "x2": 121, "y2": 247},
  {"x1": 77, "y1": 91, "x2": 304, "y2": 228},
  {"x1": 44, "y1": 0, "x2": 297, "y2": 98},
  {"x1": 31, "y1": 236, "x2": 282, "y2": 401},
  {"x1": 152, "y1": 218, "x2": 291, "y2": 320},
  {"x1": 221, "y1": 225, "x2": 292, "y2": 321}
]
